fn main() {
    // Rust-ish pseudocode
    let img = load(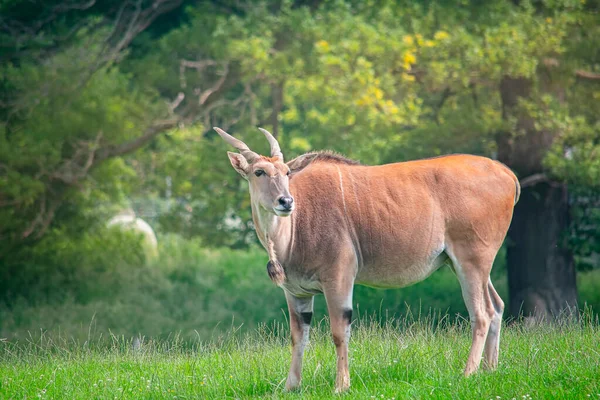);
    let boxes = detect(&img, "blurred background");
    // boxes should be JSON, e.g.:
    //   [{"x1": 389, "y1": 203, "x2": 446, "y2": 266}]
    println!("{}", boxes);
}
[{"x1": 0, "y1": 0, "x2": 599, "y2": 342}]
